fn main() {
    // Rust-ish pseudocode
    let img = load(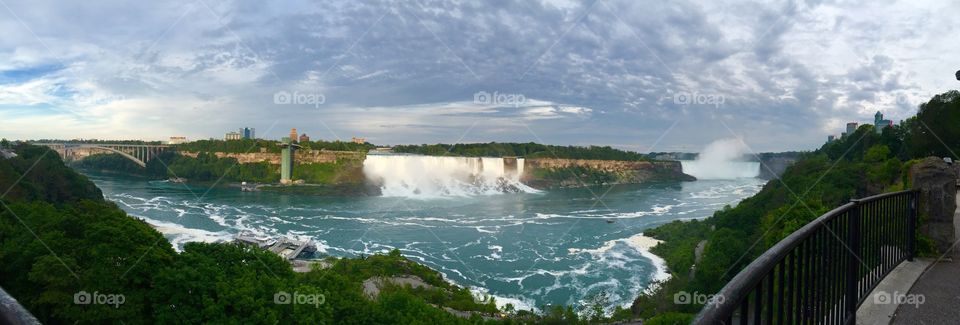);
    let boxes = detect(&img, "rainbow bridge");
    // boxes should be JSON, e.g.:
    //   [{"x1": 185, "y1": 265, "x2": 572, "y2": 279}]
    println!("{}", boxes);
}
[{"x1": 33, "y1": 143, "x2": 171, "y2": 167}]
